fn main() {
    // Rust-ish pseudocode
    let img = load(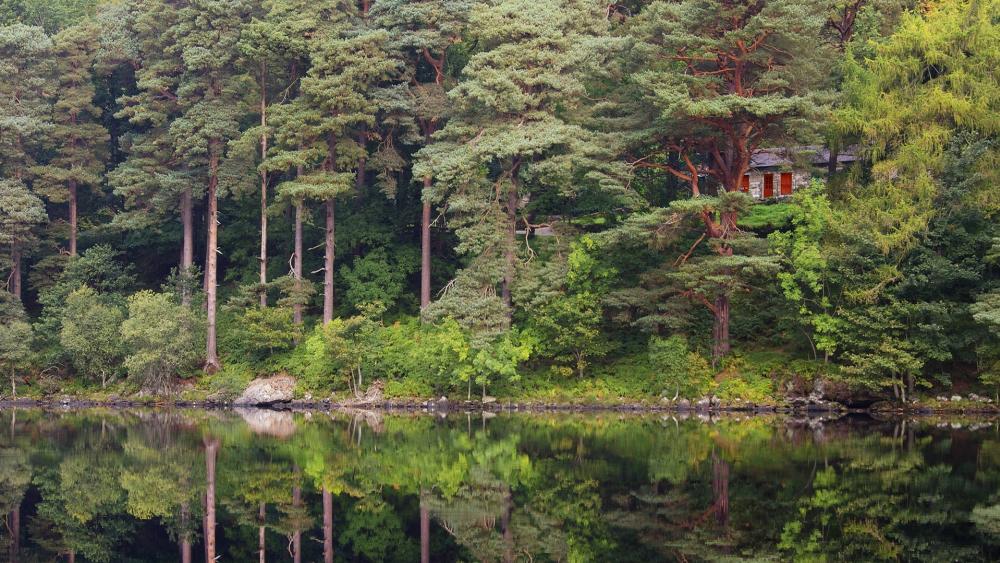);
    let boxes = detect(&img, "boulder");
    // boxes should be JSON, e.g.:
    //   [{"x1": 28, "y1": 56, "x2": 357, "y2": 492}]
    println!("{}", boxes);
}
[
  {"x1": 236, "y1": 408, "x2": 296, "y2": 438},
  {"x1": 234, "y1": 375, "x2": 295, "y2": 406}
]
